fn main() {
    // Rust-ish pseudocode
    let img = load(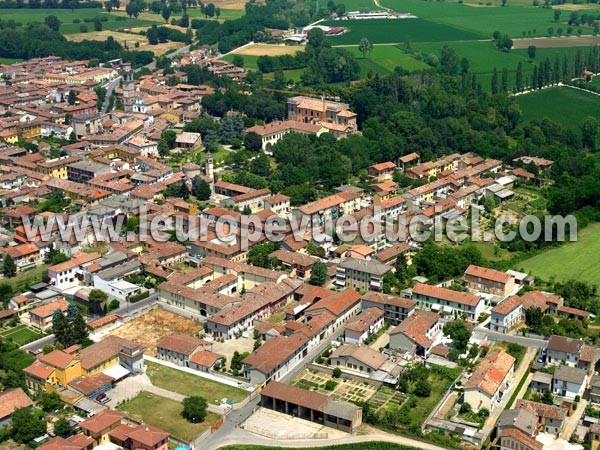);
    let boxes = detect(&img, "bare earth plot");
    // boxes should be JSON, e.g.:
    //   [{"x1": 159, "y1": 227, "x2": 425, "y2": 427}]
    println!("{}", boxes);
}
[
  {"x1": 66, "y1": 31, "x2": 184, "y2": 56},
  {"x1": 512, "y1": 36, "x2": 600, "y2": 49},
  {"x1": 108, "y1": 308, "x2": 202, "y2": 356},
  {"x1": 230, "y1": 43, "x2": 305, "y2": 56}
]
